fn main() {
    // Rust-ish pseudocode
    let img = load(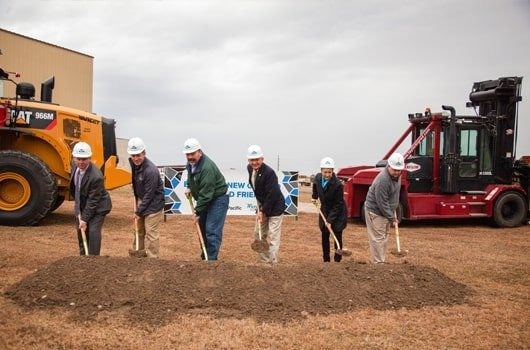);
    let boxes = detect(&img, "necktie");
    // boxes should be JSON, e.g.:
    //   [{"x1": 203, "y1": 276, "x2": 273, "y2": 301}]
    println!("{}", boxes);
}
[
  {"x1": 251, "y1": 170, "x2": 257, "y2": 188},
  {"x1": 74, "y1": 169, "x2": 82, "y2": 215},
  {"x1": 76, "y1": 170, "x2": 81, "y2": 188}
]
